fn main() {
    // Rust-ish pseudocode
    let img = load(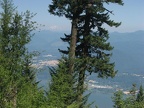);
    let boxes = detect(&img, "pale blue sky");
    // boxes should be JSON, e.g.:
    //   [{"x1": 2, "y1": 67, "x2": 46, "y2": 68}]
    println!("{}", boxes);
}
[{"x1": 13, "y1": 0, "x2": 144, "y2": 32}]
